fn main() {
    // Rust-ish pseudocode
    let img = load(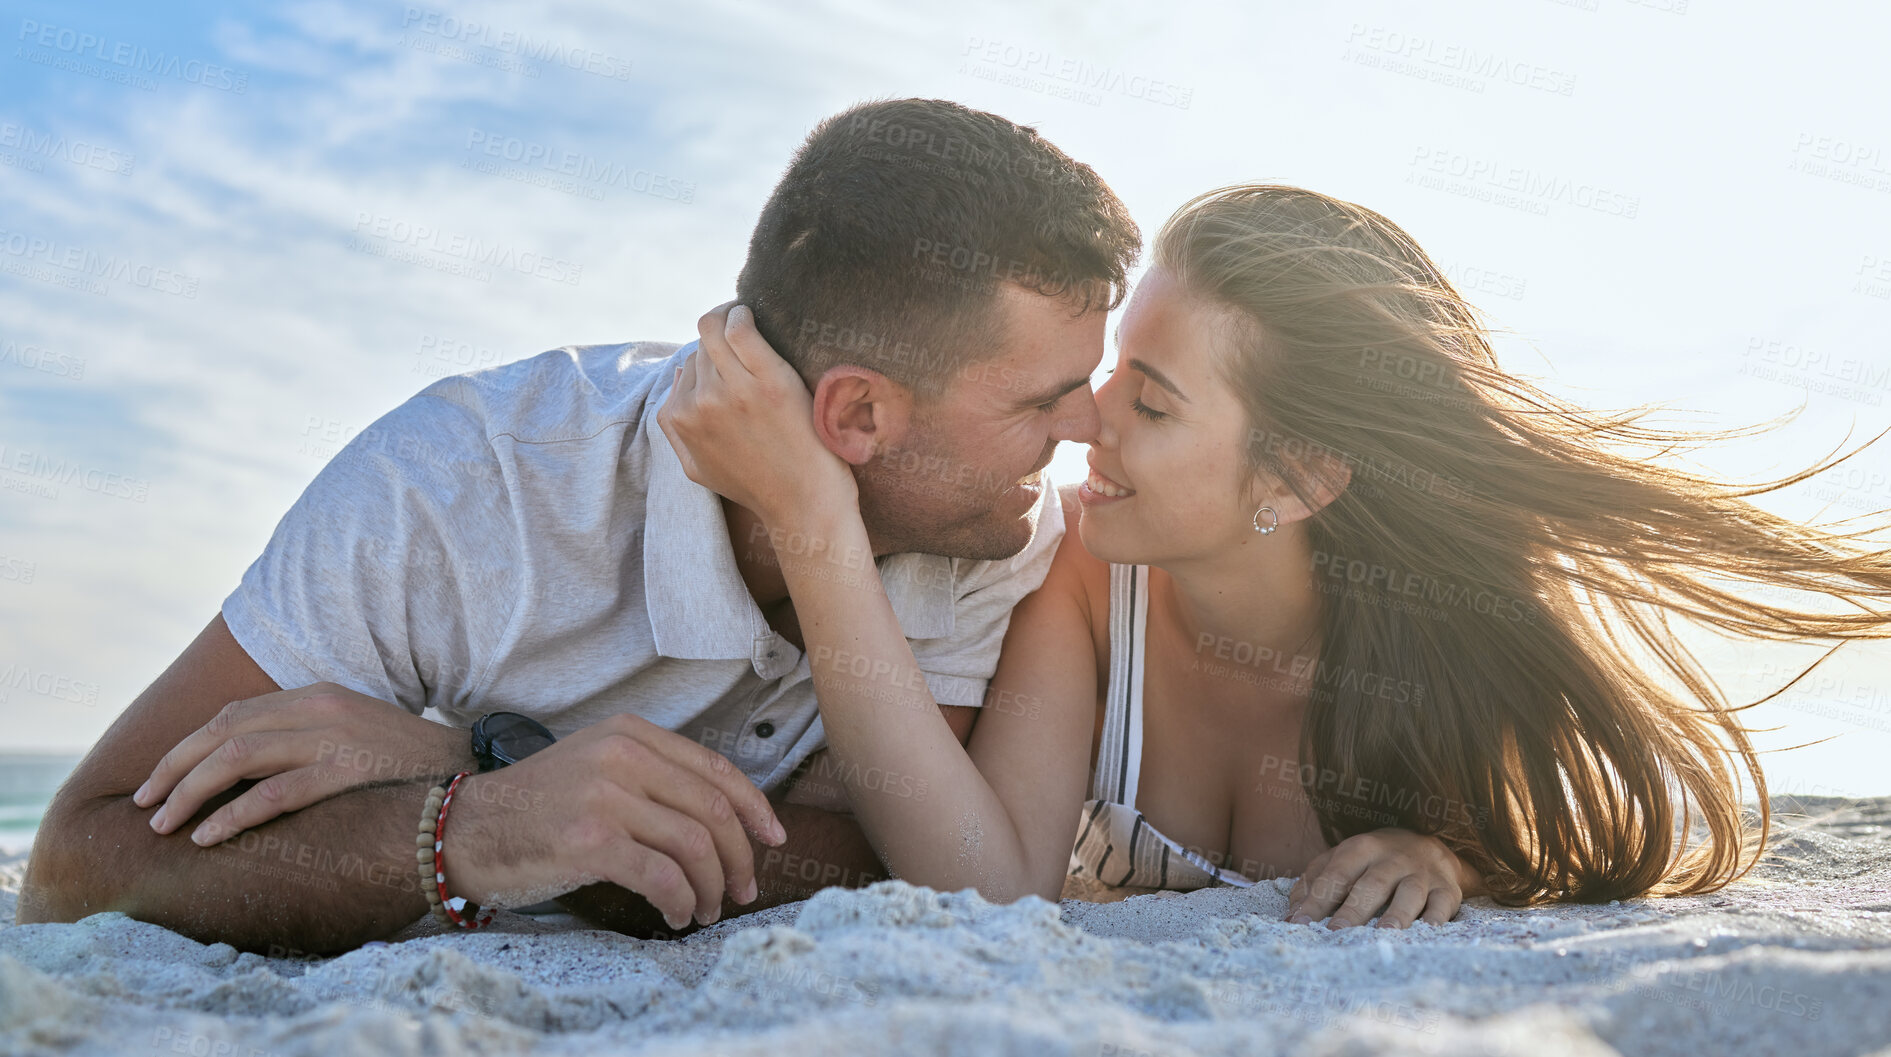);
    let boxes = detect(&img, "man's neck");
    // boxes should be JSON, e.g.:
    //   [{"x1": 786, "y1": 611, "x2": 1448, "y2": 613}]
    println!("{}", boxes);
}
[
  {"x1": 721, "y1": 497, "x2": 895, "y2": 607},
  {"x1": 722, "y1": 498, "x2": 793, "y2": 608}
]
